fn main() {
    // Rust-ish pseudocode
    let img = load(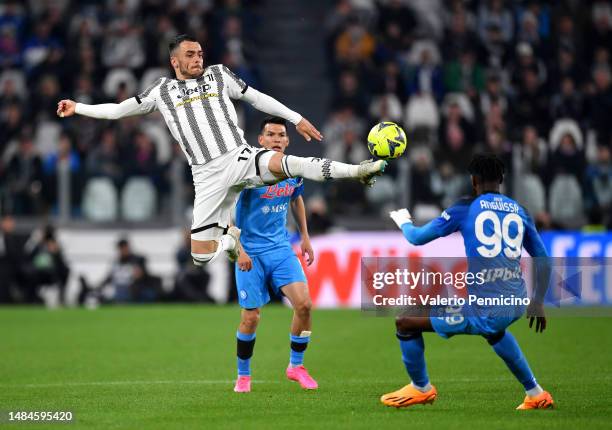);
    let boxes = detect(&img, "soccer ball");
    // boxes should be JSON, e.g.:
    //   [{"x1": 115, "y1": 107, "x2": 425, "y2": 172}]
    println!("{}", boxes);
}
[{"x1": 367, "y1": 122, "x2": 407, "y2": 159}]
